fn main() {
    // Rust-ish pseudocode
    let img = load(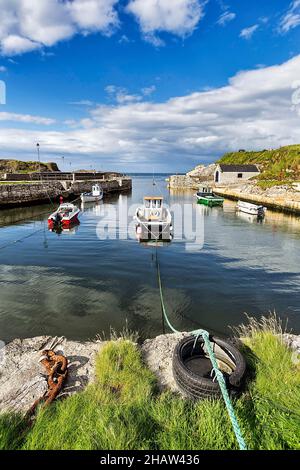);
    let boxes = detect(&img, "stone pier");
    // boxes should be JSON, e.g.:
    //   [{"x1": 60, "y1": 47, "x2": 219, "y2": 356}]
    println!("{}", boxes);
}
[{"x1": 0, "y1": 177, "x2": 132, "y2": 208}]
